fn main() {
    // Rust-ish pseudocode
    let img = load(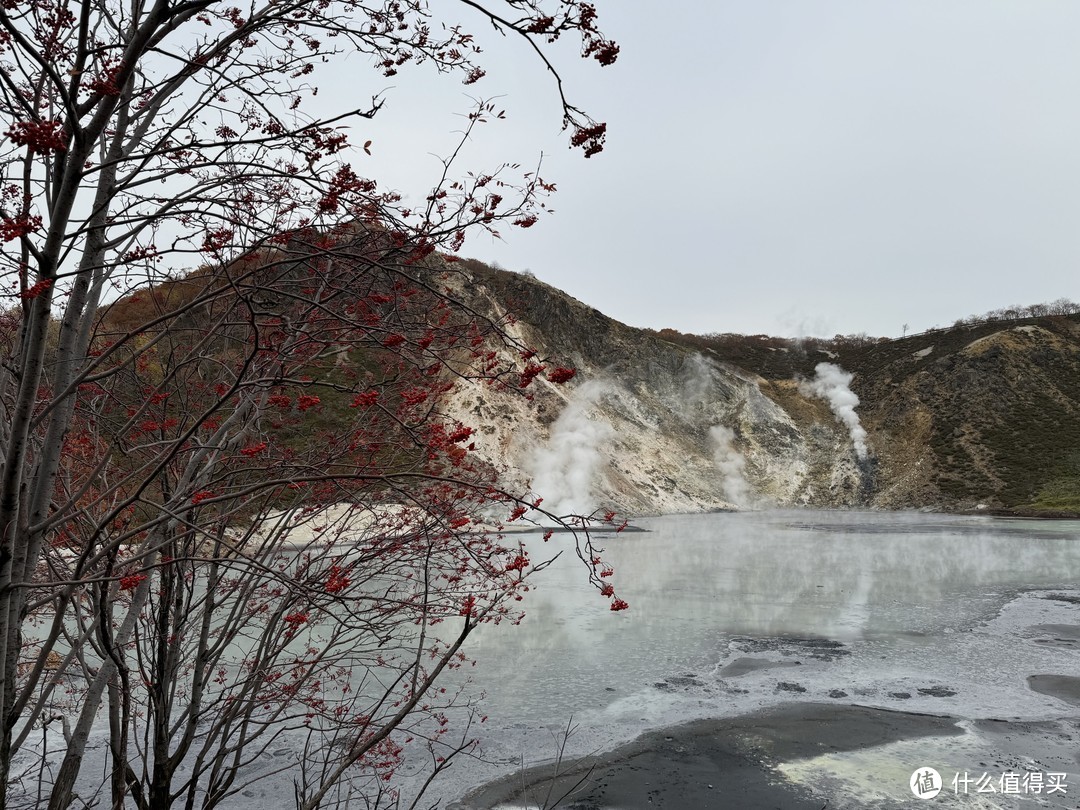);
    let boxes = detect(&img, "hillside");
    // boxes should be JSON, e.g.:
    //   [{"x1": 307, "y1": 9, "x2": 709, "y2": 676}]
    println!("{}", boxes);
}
[
  {"x1": 98, "y1": 249, "x2": 1080, "y2": 517},
  {"x1": 447, "y1": 260, "x2": 1080, "y2": 516},
  {"x1": 443, "y1": 261, "x2": 867, "y2": 515},
  {"x1": 839, "y1": 317, "x2": 1080, "y2": 513}
]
